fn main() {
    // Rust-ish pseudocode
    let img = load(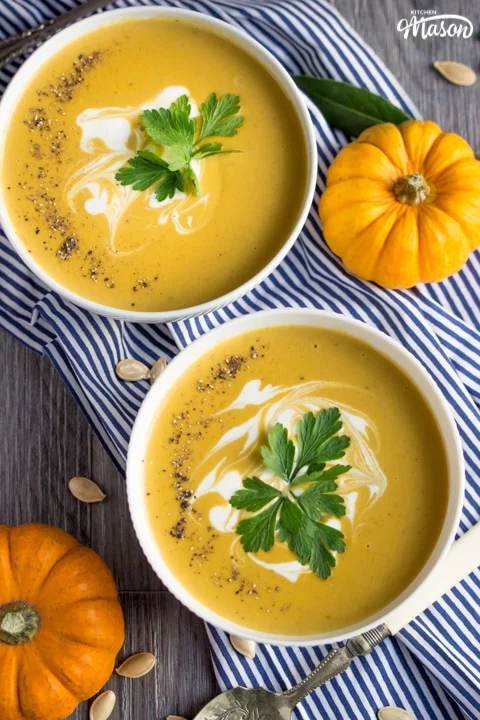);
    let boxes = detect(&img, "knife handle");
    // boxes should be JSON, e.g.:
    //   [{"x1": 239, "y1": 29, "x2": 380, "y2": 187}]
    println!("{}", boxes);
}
[{"x1": 386, "y1": 521, "x2": 480, "y2": 635}]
